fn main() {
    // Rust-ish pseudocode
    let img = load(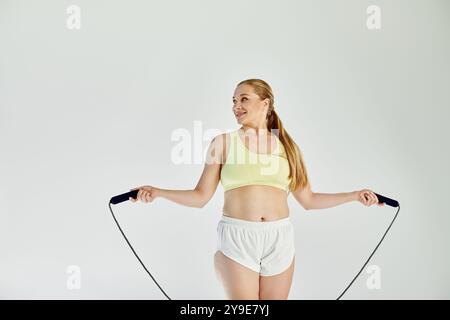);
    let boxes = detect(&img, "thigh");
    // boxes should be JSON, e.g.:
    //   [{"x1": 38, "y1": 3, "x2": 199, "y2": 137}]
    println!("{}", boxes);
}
[
  {"x1": 214, "y1": 250, "x2": 260, "y2": 300},
  {"x1": 259, "y1": 255, "x2": 295, "y2": 300},
  {"x1": 260, "y1": 222, "x2": 295, "y2": 277}
]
